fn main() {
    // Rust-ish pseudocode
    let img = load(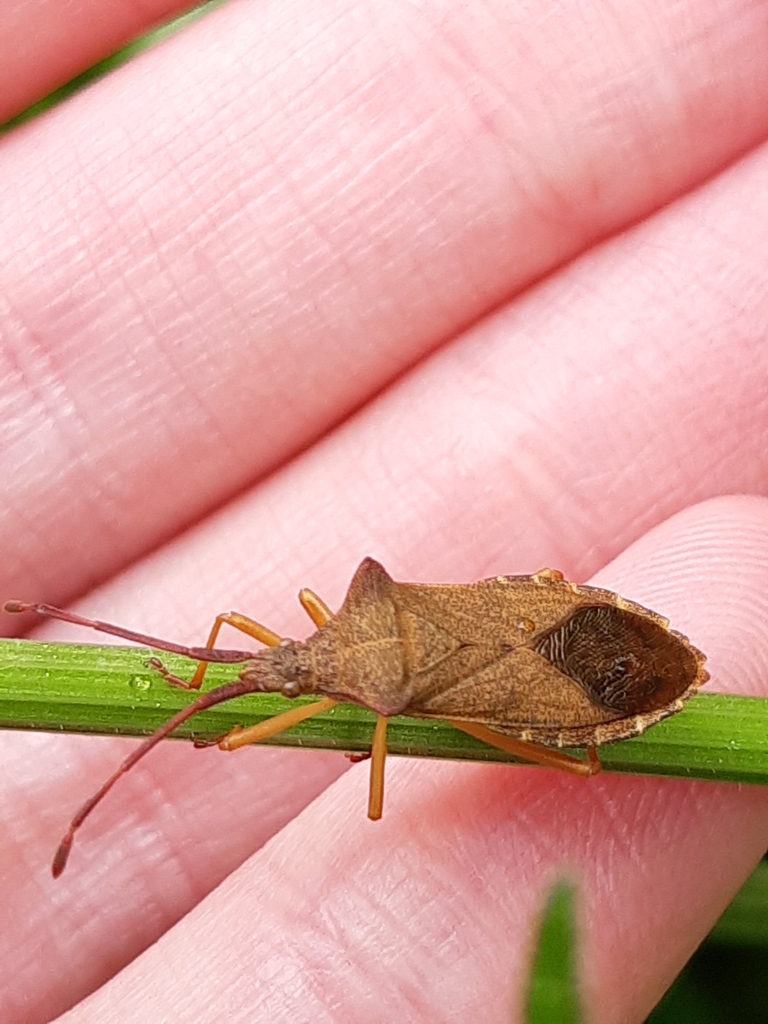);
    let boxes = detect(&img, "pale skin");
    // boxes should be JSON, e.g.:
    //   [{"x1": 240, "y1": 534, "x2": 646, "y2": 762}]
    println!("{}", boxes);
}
[{"x1": 3, "y1": 1, "x2": 768, "y2": 1022}]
